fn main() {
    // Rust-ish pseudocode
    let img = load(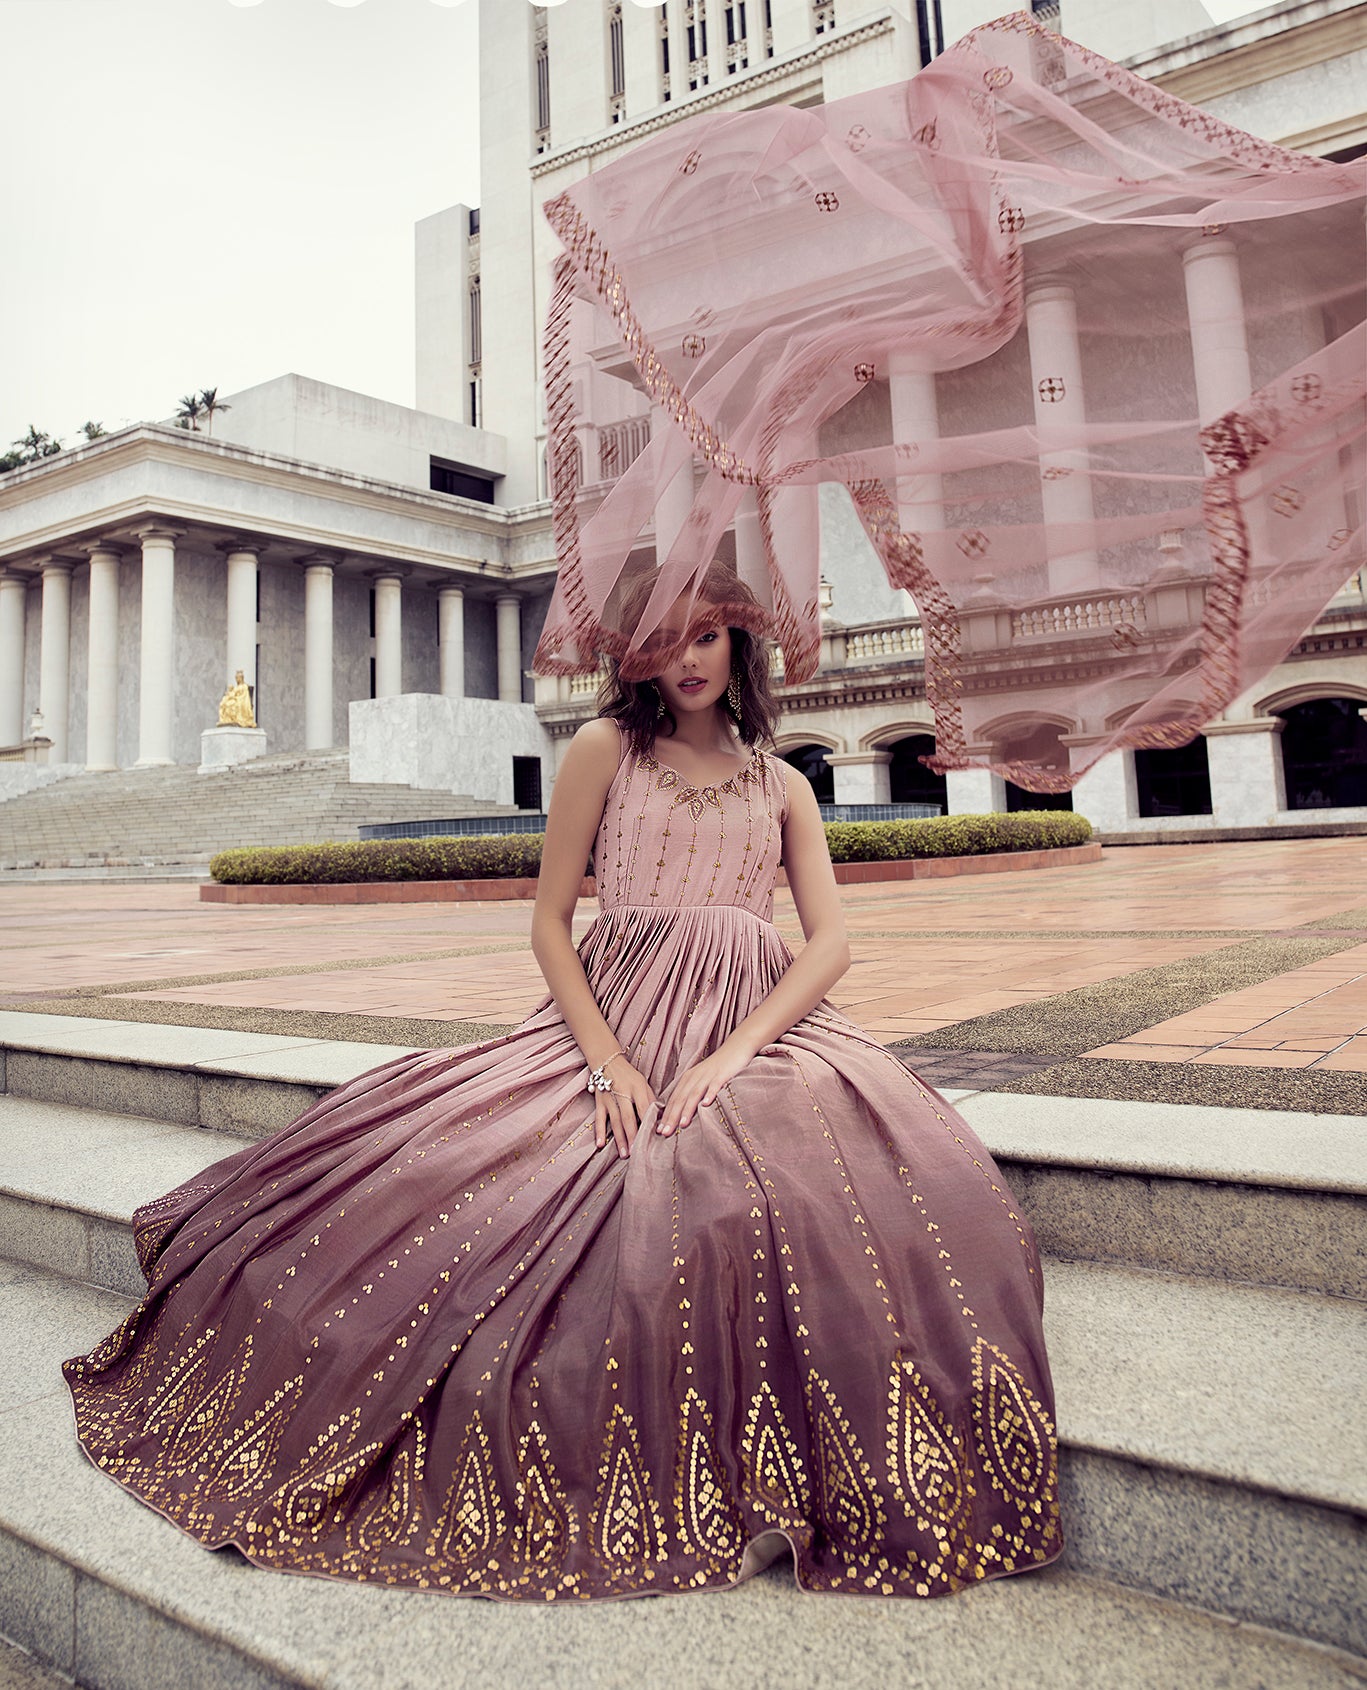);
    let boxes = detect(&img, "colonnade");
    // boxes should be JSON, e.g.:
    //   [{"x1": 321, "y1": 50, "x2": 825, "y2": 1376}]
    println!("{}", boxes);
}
[
  {"x1": 0, "y1": 537, "x2": 525, "y2": 770},
  {"x1": 876, "y1": 233, "x2": 1254, "y2": 607}
]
